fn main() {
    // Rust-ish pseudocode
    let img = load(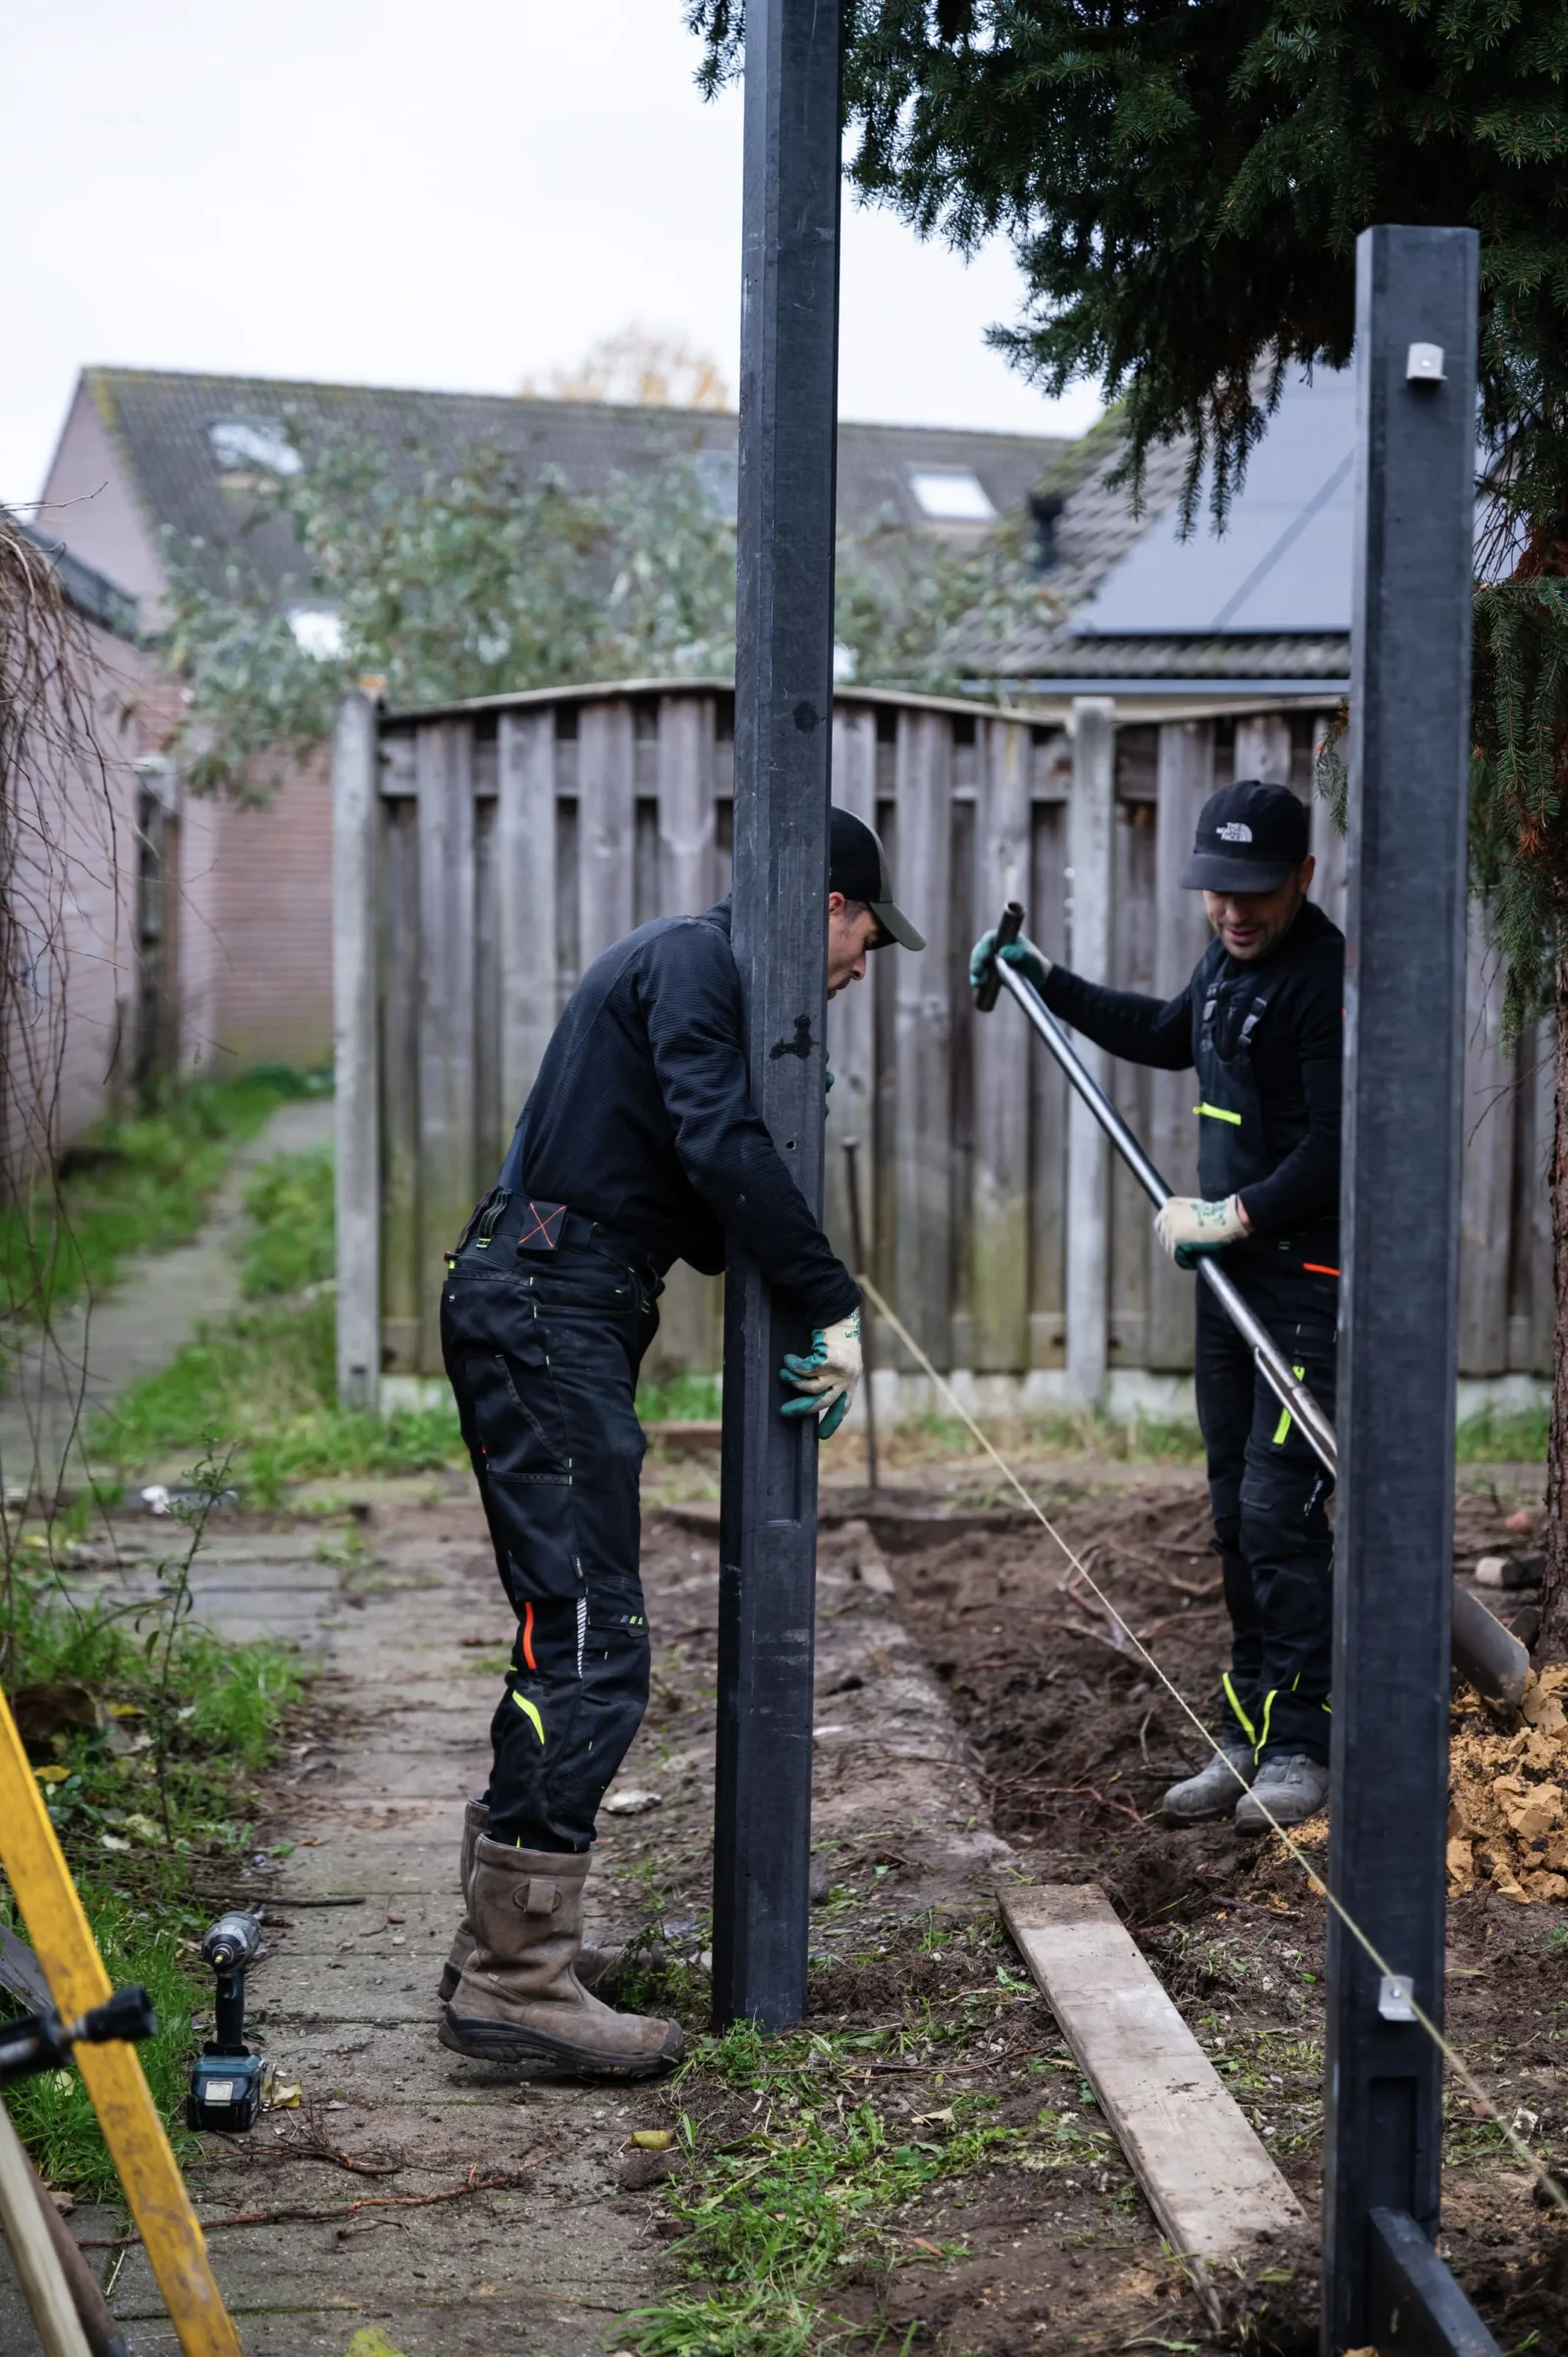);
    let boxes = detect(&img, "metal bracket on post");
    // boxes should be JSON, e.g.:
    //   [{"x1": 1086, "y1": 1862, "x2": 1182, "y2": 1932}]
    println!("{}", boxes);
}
[
  {"x1": 712, "y1": 0, "x2": 843, "y2": 2033},
  {"x1": 1323, "y1": 223, "x2": 1481, "y2": 2355}
]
